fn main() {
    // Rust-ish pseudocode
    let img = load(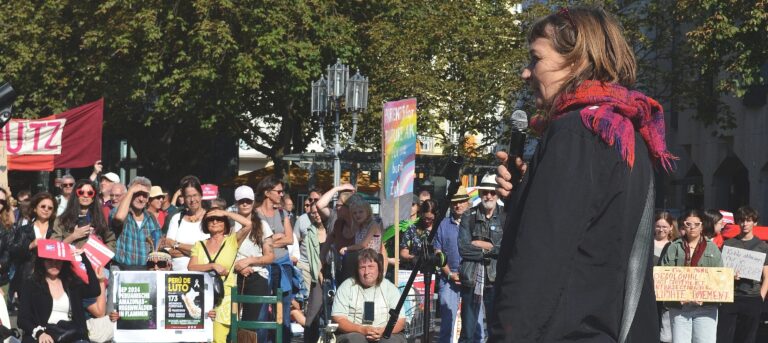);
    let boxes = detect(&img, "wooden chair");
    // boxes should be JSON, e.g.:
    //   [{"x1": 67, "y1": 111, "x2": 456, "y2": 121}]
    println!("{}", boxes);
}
[{"x1": 230, "y1": 286, "x2": 283, "y2": 343}]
